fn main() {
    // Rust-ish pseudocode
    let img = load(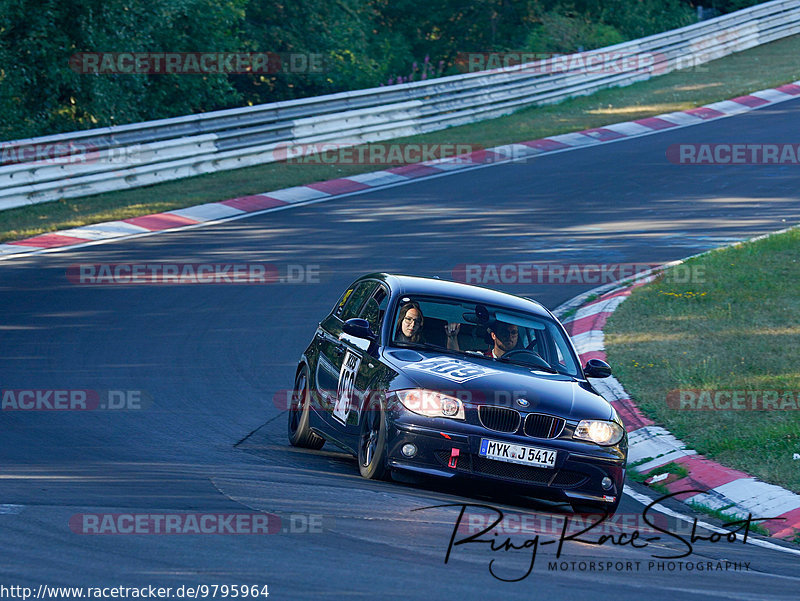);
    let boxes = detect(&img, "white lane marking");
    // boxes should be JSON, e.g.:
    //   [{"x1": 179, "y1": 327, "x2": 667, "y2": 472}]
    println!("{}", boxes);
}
[
  {"x1": 601, "y1": 121, "x2": 654, "y2": 136},
  {"x1": 706, "y1": 478, "x2": 800, "y2": 517},
  {"x1": 624, "y1": 485, "x2": 800, "y2": 557},
  {"x1": 750, "y1": 89, "x2": 794, "y2": 103},
  {"x1": 706, "y1": 99, "x2": 752, "y2": 115},
  {"x1": 265, "y1": 185, "x2": 330, "y2": 203},
  {"x1": 628, "y1": 425, "x2": 697, "y2": 470},
  {"x1": 0, "y1": 243, "x2": 29, "y2": 255},
  {"x1": 490, "y1": 143, "x2": 539, "y2": 158},
  {"x1": 0, "y1": 504, "x2": 24, "y2": 514},
  {"x1": 548, "y1": 132, "x2": 599, "y2": 147},
  {"x1": 656, "y1": 111, "x2": 706, "y2": 126},
  {"x1": 570, "y1": 328, "x2": 605, "y2": 355},
  {"x1": 345, "y1": 171, "x2": 409, "y2": 186},
  {"x1": 591, "y1": 374, "x2": 631, "y2": 404},
  {"x1": 563, "y1": 295, "x2": 627, "y2": 324},
  {"x1": 169, "y1": 202, "x2": 245, "y2": 221}
]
